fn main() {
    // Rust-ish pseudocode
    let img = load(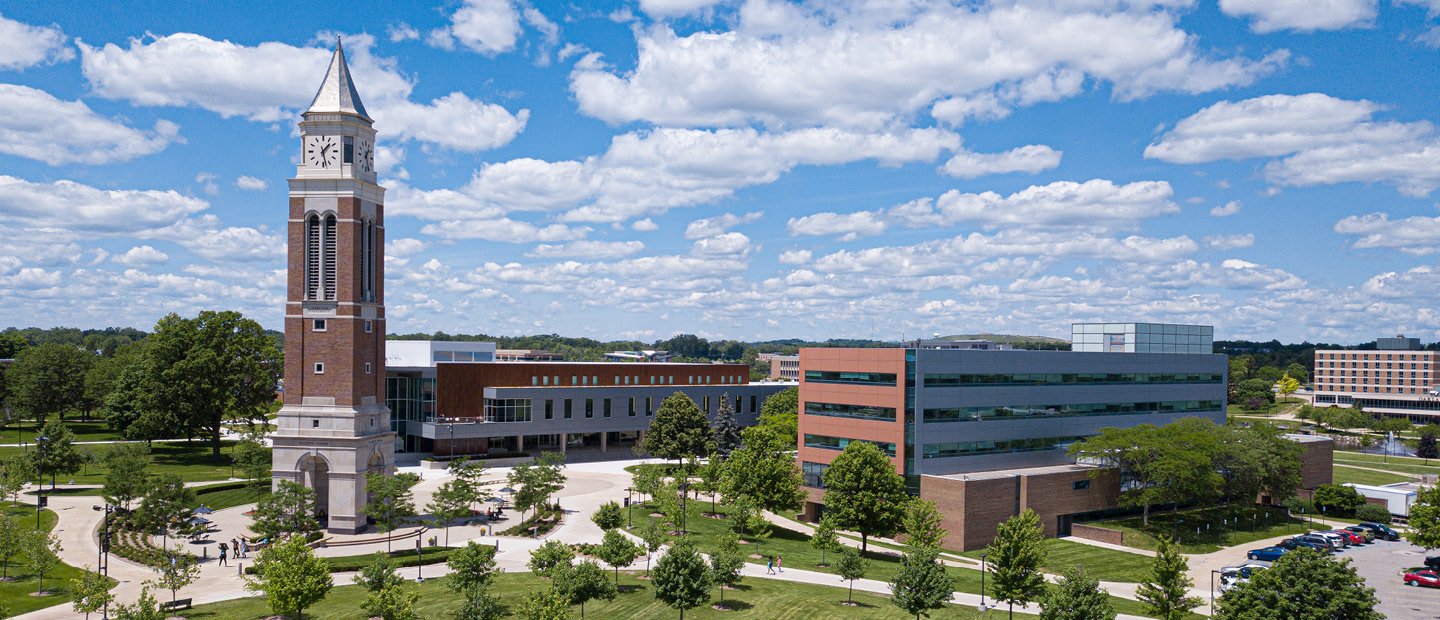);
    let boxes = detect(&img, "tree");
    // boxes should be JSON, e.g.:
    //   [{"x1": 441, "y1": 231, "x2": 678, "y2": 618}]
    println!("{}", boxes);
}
[
  {"x1": 428, "y1": 479, "x2": 473, "y2": 547},
  {"x1": 1215, "y1": 547, "x2": 1380, "y2": 620},
  {"x1": 102, "y1": 442, "x2": 152, "y2": 510},
  {"x1": 592, "y1": 500, "x2": 624, "y2": 531},
  {"x1": 1274, "y1": 374, "x2": 1300, "y2": 402},
  {"x1": 810, "y1": 516, "x2": 841, "y2": 566},
  {"x1": 6, "y1": 342, "x2": 93, "y2": 423},
  {"x1": 902, "y1": 499, "x2": 947, "y2": 549},
  {"x1": 234, "y1": 428, "x2": 272, "y2": 499},
  {"x1": 70, "y1": 567, "x2": 115, "y2": 620},
  {"x1": 835, "y1": 546, "x2": 869, "y2": 605},
  {"x1": 1419, "y1": 432, "x2": 1440, "y2": 461},
  {"x1": 251, "y1": 480, "x2": 320, "y2": 541},
  {"x1": 0, "y1": 457, "x2": 32, "y2": 506},
  {"x1": 448, "y1": 458, "x2": 492, "y2": 513},
  {"x1": 1039, "y1": 566, "x2": 1115, "y2": 620},
  {"x1": 1067, "y1": 420, "x2": 1224, "y2": 525},
  {"x1": 455, "y1": 587, "x2": 504, "y2": 620},
  {"x1": 447, "y1": 541, "x2": 501, "y2": 593},
  {"x1": 642, "y1": 392, "x2": 714, "y2": 463},
  {"x1": 713, "y1": 393, "x2": 742, "y2": 457},
  {"x1": 246, "y1": 534, "x2": 334, "y2": 620},
  {"x1": 529, "y1": 539, "x2": 576, "y2": 579},
  {"x1": 1213, "y1": 422, "x2": 1302, "y2": 506},
  {"x1": 719, "y1": 425, "x2": 805, "y2": 514},
  {"x1": 27, "y1": 529, "x2": 62, "y2": 595},
  {"x1": 365, "y1": 472, "x2": 418, "y2": 552},
  {"x1": 987, "y1": 509, "x2": 1046, "y2": 620},
  {"x1": 1312, "y1": 484, "x2": 1365, "y2": 515},
  {"x1": 756, "y1": 387, "x2": 798, "y2": 441},
  {"x1": 596, "y1": 529, "x2": 640, "y2": 586},
  {"x1": 554, "y1": 560, "x2": 615, "y2": 618},
  {"x1": 112, "y1": 585, "x2": 165, "y2": 620},
  {"x1": 1137, "y1": 536, "x2": 1201, "y2": 620},
  {"x1": 152, "y1": 545, "x2": 200, "y2": 606},
  {"x1": 640, "y1": 521, "x2": 667, "y2": 575},
  {"x1": 135, "y1": 474, "x2": 196, "y2": 534},
  {"x1": 533, "y1": 451, "x2": 568, "y2": 504},
  {"x1": 32, "y1": 418, "x2": 83, "y2": 487},
  {"x1": 0, "y1": 514, "x2": 21, "y2": 579},
  {"x1": 359, "y1": 553, "x2": 419, "y2": 620},
  {"x1": 518, "y1": 587, "x2": 569, "y2": 620},
  {"x1": 1234, "y1": 378, "x2": 1275, "y2": 408},
  {"x1": 821, "y1": 441, "x2": 909, "y2": 551},
  {"x1": 889, "y1": 545, "x2": 952, "y2": 620},
  {"x1": 708, "y1": 533, "x2": 745, "y2": 607},
  {"x1": 0, "y1": 332, "x2": 28, "y2": 358},
  {"x1": 652, "y1": 538, "x2": 712, "y2": 619},
  {"x1": 1407, "y1": 484, "x2": 1440, "y2": 550},
  {"x1": 1284, "y1": 362, "x2": 1309, "y2": 383},
  {"x1": 693, "y1": 457, "x2": 723, "y2": 515}
]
